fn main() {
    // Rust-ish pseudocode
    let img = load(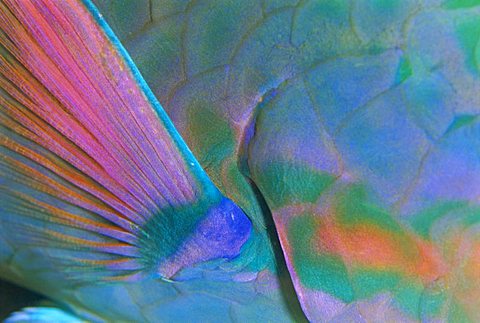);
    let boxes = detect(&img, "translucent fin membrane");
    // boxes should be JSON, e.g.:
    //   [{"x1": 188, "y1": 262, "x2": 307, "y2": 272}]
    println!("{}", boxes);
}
[{"x1": 0, "y1": 0, "x2": 221, "y2": 281}]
